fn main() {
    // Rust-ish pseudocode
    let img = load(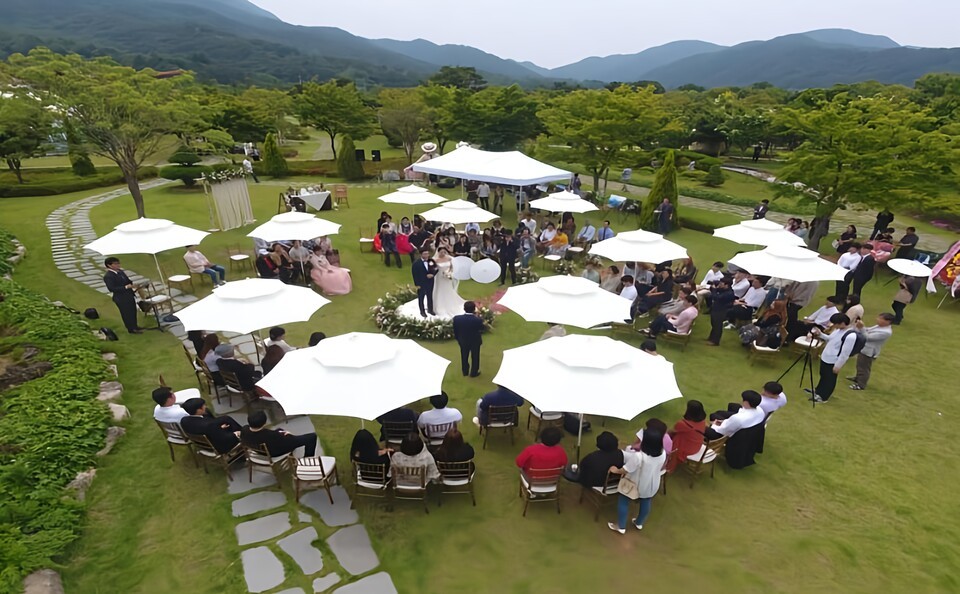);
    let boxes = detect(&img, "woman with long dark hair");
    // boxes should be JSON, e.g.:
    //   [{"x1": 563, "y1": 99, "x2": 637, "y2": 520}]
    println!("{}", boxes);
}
[
  {"x1": 350, "y1": 428, "x2": 391, "y2": 468},
  {"x1": 433, "y1": 428, "x2": 475, "y2": 463},
  {"x1": 608, "y1": 430, "x2": 666, "y2": 534}
]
